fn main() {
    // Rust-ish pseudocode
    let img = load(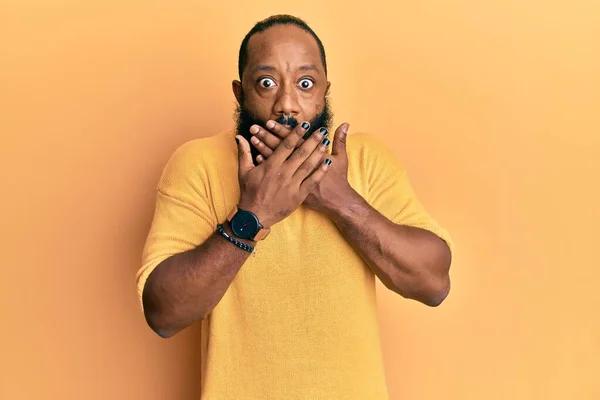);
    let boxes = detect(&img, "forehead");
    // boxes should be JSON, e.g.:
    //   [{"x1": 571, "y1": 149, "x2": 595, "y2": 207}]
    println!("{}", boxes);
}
[{"x1": 245, "y1": 25, "x2": 323, "y2": 73}]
